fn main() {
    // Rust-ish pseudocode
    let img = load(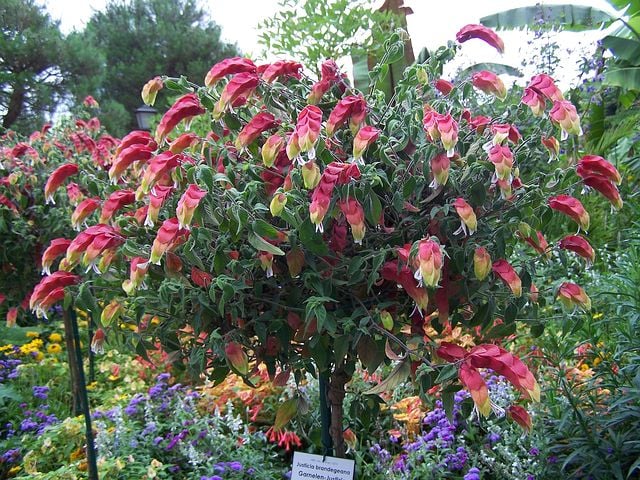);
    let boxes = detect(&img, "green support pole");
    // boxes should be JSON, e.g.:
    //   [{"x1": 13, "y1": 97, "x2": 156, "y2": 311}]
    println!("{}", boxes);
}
[
  {"x1": 319, "y1": 371, "x2": 333, "y2": 457},
  {"x1": 66, "y1": 308, "x2": 99, "y2": 480}
]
